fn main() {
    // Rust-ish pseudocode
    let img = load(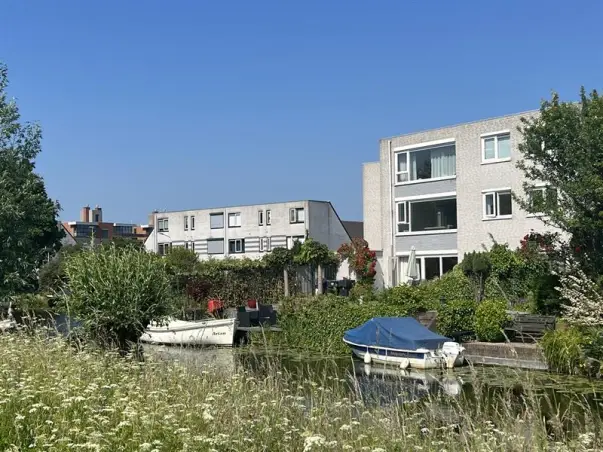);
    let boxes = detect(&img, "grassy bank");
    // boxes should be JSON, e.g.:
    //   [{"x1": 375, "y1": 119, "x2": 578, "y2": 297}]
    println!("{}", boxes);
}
[{"x1": 0, "y1": 334, "x2": 601, "y2": 451}]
